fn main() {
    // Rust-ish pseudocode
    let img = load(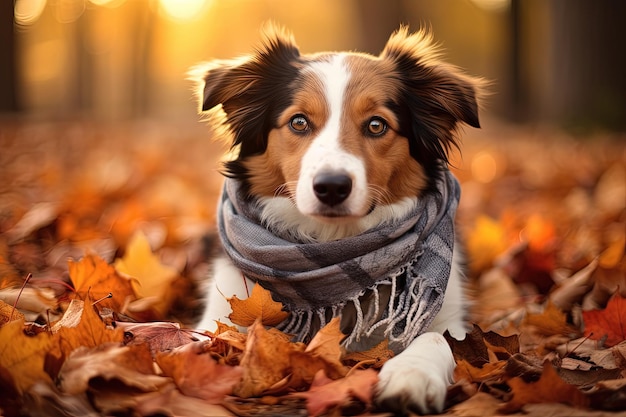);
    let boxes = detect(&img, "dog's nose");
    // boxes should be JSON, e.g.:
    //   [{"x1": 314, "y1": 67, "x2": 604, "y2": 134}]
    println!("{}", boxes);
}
[{"x1": 313, "y1": 172, "x2": 352, "y2": 206}]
